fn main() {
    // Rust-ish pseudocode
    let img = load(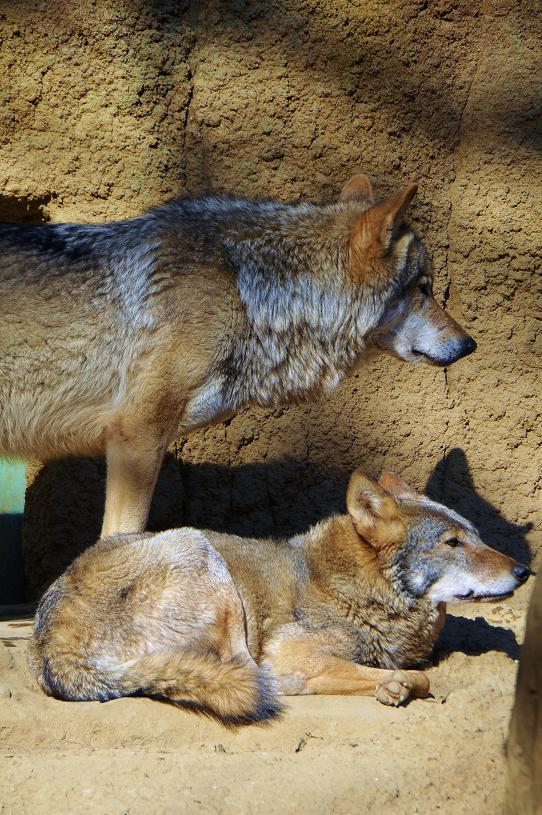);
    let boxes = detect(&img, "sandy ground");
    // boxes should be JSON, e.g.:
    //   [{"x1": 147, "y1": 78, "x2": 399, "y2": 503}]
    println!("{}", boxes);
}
[{"x1": 0, "y1": 587, "x2": 533, "y2": 815}]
